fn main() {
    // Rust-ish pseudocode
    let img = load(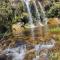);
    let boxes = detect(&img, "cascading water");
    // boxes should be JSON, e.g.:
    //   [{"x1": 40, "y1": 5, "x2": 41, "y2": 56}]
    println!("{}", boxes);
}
[
  {"x1": 22, "y1": 0, "x2": 36, "y2": 41},
  {"x1": 33, "y1": 39, "x2": 55, "y2": 60},
  {"x1": 3, "y1": 45, "x2": 27, "y2": 60},
  {"x1": 33, "y1": 1, "x2": 40, "y2": 20},
  {"x1": 1, "y1": 39, "x2": 55, "y2": 60},
  {"x1": 33, "y1": 0, "x2": 44, "y2": 26},
  {"x1": 23, "y1": 0, "x2": 35, "y2": 27},
  {"x1": 38, "y1": 1, "x2": 49, "y2": 35},
  {"x1": 0, "y1": 1, "x2": 56, "y2": 60},
  {"x1": 38, "y1": 1, "x2": 48, "y2": 25}
]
